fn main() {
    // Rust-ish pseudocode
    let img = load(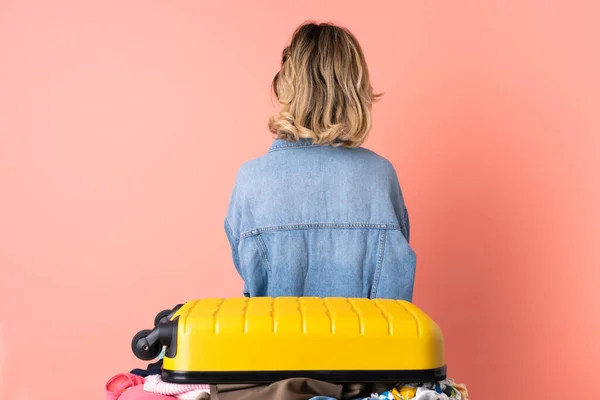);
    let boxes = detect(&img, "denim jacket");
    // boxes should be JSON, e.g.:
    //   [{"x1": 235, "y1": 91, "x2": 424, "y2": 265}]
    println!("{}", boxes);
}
[{"x1": 225, "y1": 139, "x2": 416, "y2": 301}]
